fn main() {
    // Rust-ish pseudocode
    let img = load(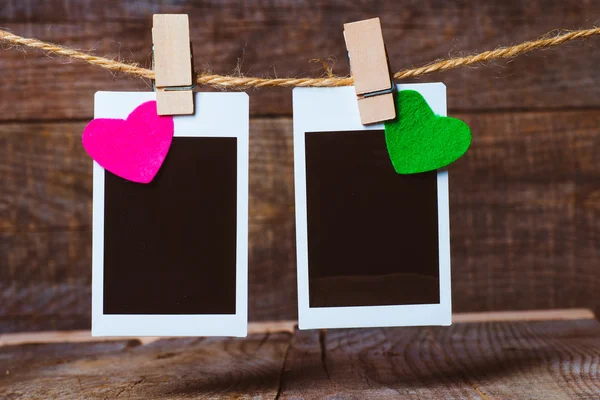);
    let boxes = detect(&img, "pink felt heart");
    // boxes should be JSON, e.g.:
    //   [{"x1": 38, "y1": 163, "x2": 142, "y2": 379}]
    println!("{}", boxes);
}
[{"x1": 82, "y1": 101, "x2": 174, "y2": 183}]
